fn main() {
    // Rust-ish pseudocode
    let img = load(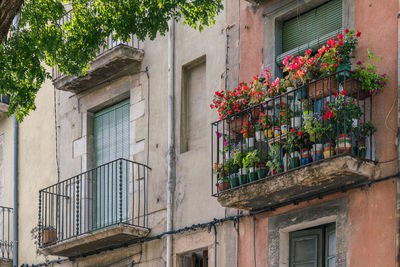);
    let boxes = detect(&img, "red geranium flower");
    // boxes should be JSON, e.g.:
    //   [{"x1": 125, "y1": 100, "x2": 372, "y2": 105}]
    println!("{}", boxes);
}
[
  {"x1": 344, "y1": 29, "x2": 349, "y2": 34},
  {"x1": 298, "y1": 131, "x2": 303, "y2": 136},
  {"x1": 341, "y1": 90, "x2": 346, "y2": 96},
  {"x1": 356, "y1": 31, "x2": 361, "y2": 37}
]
